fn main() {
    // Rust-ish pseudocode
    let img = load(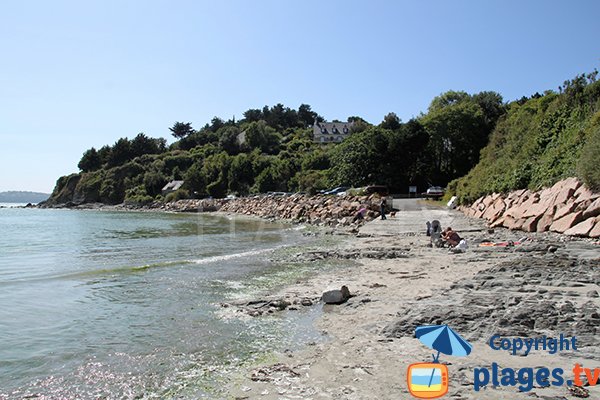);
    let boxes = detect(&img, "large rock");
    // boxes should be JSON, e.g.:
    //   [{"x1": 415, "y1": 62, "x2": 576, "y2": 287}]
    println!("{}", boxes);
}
[
  {"x1": 504, "y1": 216, "x2": 524, "y2": 230},
  {"x1": 589, "y1": 219, "x2": 600, "y2": 238},
  {"x1": 521, "y1": 215, "x2": 542, "y2": 232},
  {"x1": 554, "y1": 201, "x2": 577, "y2": 220},
  {"x1": 564, "y1": 218, "x2": 597, "y2": 237},
  {"x1": 583, "y1": 197, "x2": 600, "y2": 220},
  {"x1": 322, "y1": 286, "x2": 351, "y2": 304},
  {"x1": 537, "y1": 213, "x2": 554, "y2": 232},
  {"x1": 550, "y1": 211, "x2": 584, "y2": 233}
]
